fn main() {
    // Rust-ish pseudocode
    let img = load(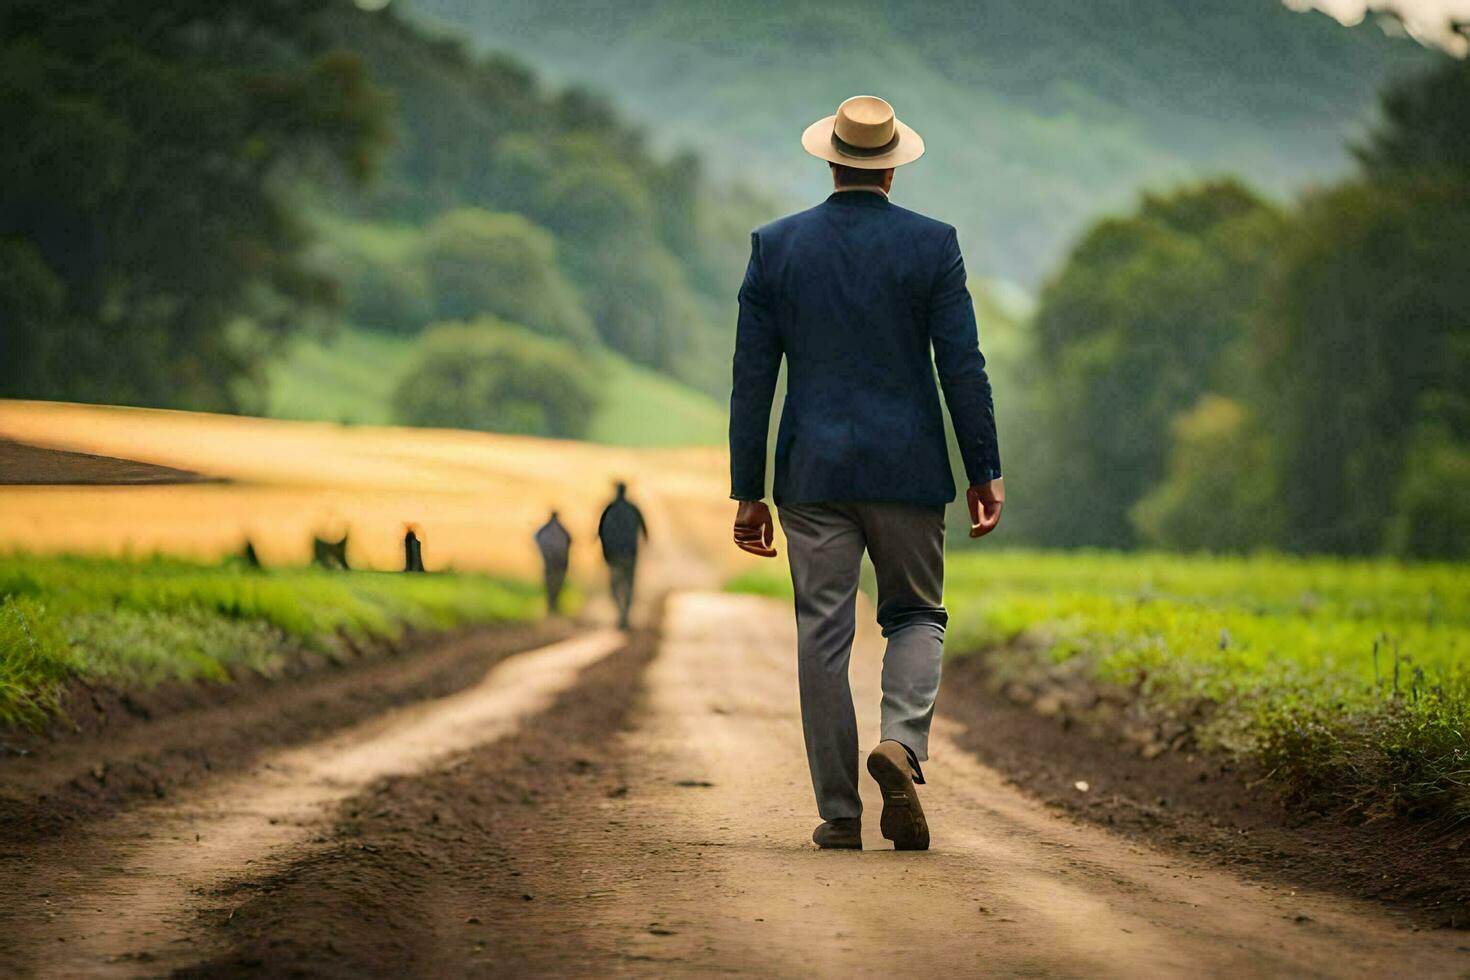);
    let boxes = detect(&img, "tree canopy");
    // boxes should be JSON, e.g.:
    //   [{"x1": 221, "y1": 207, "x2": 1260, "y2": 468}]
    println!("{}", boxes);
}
[
  {"x1": 1024, "y1": 180, "x2": 1284, "y2": 548},
  {"x1": 1024, "y1": 57, "x2": 1470, "y2": 558},
  {"x1": 0, "y1": 0, "x2": 387, "y2": 412},
  {"x1": 391, "y1": 319, "x2": 604, "y2": 438}
]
